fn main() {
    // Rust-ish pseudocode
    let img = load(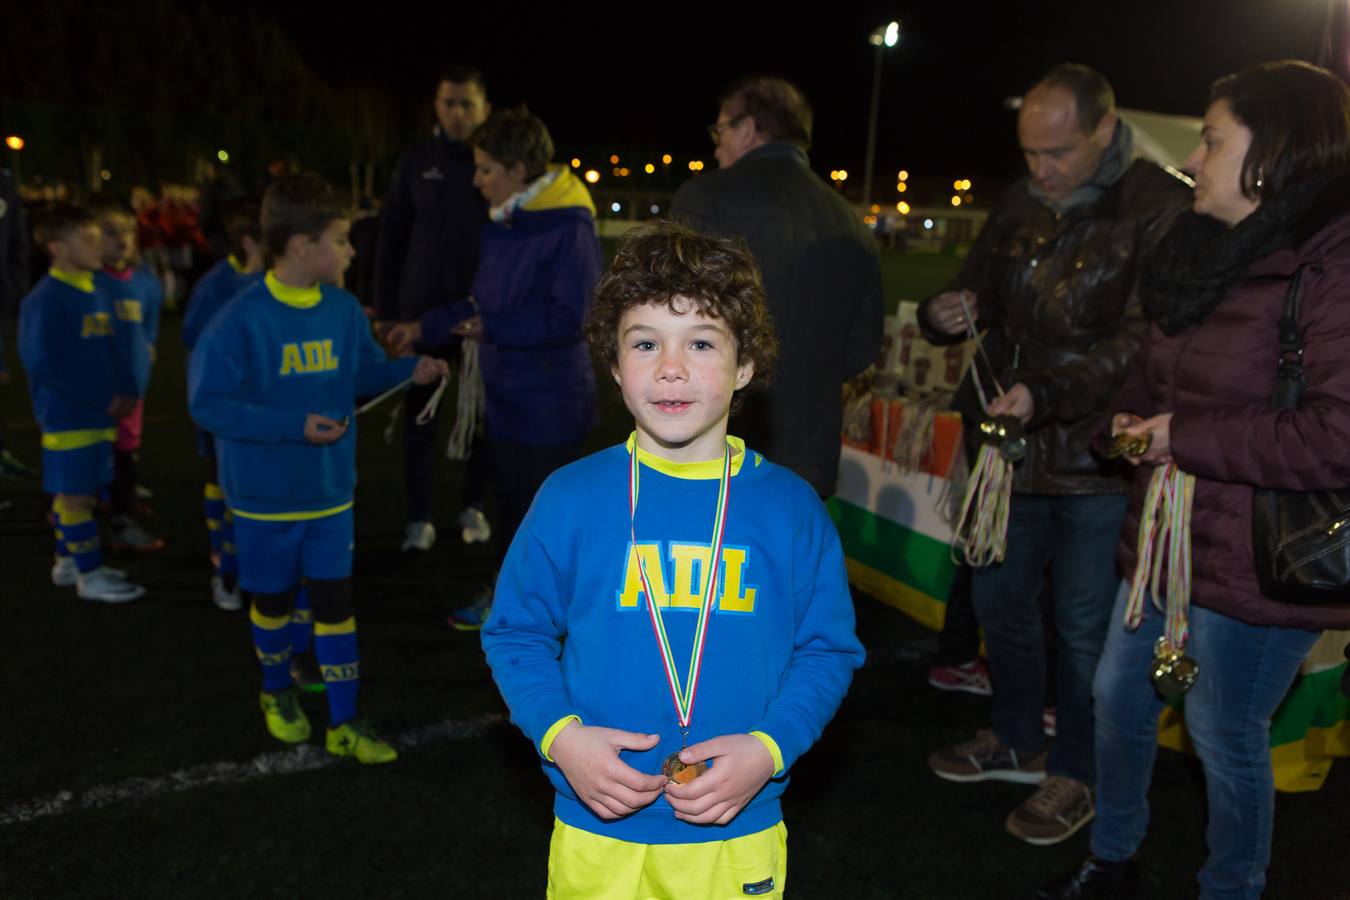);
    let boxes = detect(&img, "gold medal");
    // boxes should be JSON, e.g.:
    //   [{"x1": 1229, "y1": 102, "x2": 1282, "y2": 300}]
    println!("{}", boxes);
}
[
  {"x1": 662, "y1": 752, "x2": 709, "y2": 784},
  {"x1": 1106, "y1": 431, "x2": 1153, "y2": 459},
  {"x1": 1150, "y1": 636, "x2": 1199, "y2": 703}
]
